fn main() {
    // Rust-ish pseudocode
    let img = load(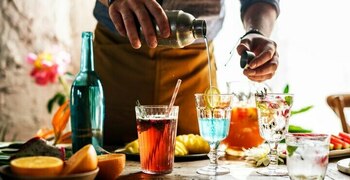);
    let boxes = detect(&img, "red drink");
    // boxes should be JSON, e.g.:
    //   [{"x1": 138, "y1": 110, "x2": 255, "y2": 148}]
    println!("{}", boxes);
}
[
  {"x1": 221, "y1": 107, "x2": 264, "y2": 152},
  {"x1": 137, "y1": 117, "x2": 177, "y2": 174}
]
